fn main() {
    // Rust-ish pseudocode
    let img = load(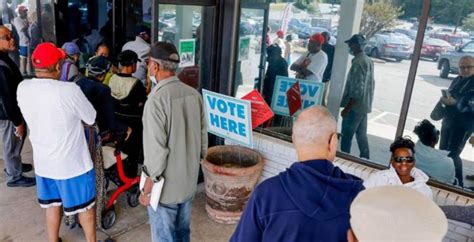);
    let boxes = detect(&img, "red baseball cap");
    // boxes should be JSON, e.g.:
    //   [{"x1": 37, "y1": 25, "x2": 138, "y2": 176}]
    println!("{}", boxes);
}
[
  {"x1": 32, "y1": 42, "x2": 66, "y2": 69},
  {"x1": 309, "y1": 33, "x2": 325, "y2": 44},
  {"x1": 276, "y1": 30, "x2": 284, "y2": 38}
]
